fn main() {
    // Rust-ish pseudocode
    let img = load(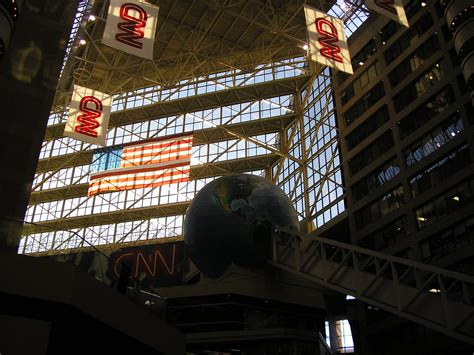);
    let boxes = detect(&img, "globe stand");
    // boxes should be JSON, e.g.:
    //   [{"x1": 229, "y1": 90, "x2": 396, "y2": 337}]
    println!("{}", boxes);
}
[{"x1": 155, "y1": 259, "x2": 337, "y2": 354}]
